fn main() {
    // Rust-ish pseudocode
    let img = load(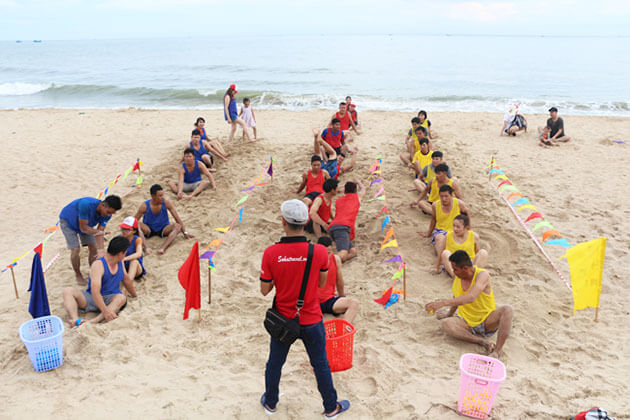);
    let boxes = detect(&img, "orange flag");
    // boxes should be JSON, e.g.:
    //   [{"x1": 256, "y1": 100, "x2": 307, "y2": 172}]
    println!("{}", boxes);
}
[
  {"x1": 178, "y1": 242, "x2": 200, "y2": 320},
  {"x1": 381, "y1": 227, "x2": 395, "y2": 247}
]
